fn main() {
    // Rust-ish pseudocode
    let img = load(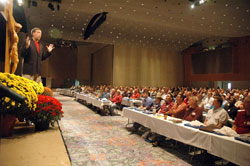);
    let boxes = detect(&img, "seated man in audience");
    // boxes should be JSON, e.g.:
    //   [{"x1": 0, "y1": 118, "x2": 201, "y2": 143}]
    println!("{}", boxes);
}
[
  {"x1": 139, "y1": 91, "x2": 154, "y2": 111},
  {"x1": 224, "y1": 97, "x2": 238, "y2": 120},
  {"x1": 130, "y1": 89, "x2": 140, "y2": 99},
  {"x1": 204, "y1": 96, "x2": 229, "y2": 128},
  {"x1": 183, "y1": 96, "x2": 203, "y2": 122},
  {"x1": 197, "y1": 94, "x2": 204, "y2": 111},
  {"x1": 152, "y1": 95, "x2": 162, "y2": 112},
  {"x1": 234, "y1": 93, "x2": 244, "y2": 109},
  {"x1": 110, "y1": 90, "x2": 123, "y2": 115},
  {"x1": 232, "y1": 96, "x2": 250, "y2": 134},
  {"x1": 103, "y1": 88, "x2": 110, "y2": 99},
  {"x1": 203, "y1": 92, "x2": 214, "y2": 112},
  {"x1": 158, "y1": 94, "x2": 175, "y2": 114},
  {"x1": 110, "y1": 89, "x2": 116, "y2": 100},
  {"x1": 221, "y1": 94, "x2": 229, "y2": 108},
  {"x1": 131, "y1": 92, "x2": 154, "y2": 133},
  {"x1": 167, "y1": 94, "x2": 187, "y2": 119},
  {"x1": 96, "y1": 87, "x2": 105, "y2": 98},
  {"x1": 184, "y1": 91, "x2": 191, "y2": 105}
]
